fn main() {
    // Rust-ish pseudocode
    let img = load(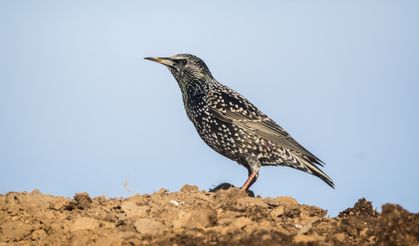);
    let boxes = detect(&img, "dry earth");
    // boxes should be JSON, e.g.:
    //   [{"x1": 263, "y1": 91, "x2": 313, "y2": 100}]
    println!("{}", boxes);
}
[{"x1": 0, "y1": 185, "x2": 418, "y2": 245}]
